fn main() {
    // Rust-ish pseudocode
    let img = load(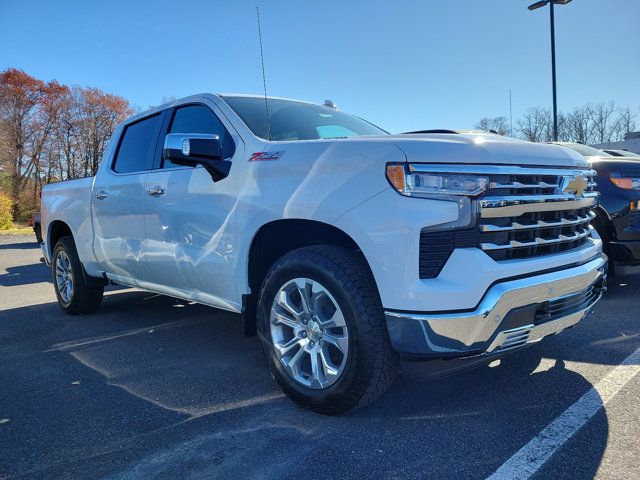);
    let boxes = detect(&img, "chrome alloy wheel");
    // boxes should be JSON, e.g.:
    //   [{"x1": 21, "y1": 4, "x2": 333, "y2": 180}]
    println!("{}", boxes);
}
[
  {"x1": 55, "y1": 250, "x2": 74, "y2": 305},
  {"x1": 270, "y1": 278, "x2": 349, "y2": 389}
]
